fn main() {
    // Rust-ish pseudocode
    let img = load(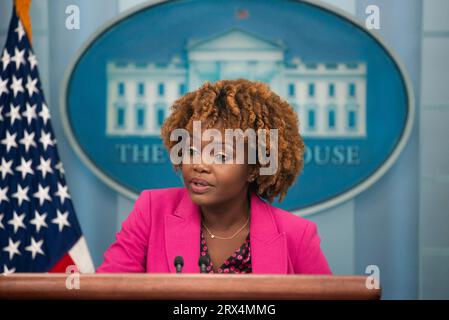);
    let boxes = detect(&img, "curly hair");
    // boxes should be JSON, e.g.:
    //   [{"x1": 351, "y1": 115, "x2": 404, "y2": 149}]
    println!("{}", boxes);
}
[{"x1": 160, "y1": 78, "x2": 305, "y2": 203}]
